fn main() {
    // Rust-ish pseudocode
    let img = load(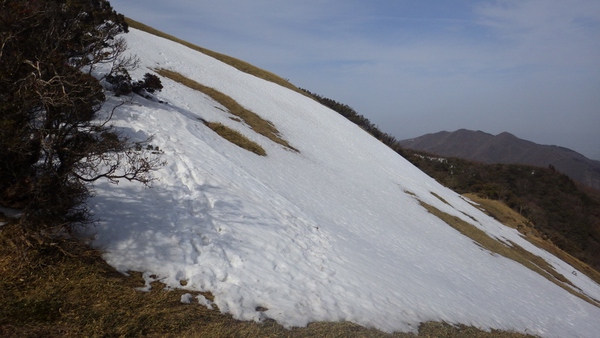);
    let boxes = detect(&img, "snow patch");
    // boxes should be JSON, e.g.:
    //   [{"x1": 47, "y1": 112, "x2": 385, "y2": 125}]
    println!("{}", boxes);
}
[
  {"x1": 84, "y1": 28, "x2": 600, "y2": 337},
  {"x1": 196, "y1": 294, "x2": 214, "y2": 310},
  {"x1": 180, "y1": 293, "x2": 194, "y2": 304}
]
